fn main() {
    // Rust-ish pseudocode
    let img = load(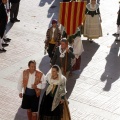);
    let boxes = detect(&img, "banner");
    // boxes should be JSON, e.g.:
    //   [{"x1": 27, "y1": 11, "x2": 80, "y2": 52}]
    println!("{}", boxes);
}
[{"x1": 59, "y1": 1, "x2": 86, "y2": 35}]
